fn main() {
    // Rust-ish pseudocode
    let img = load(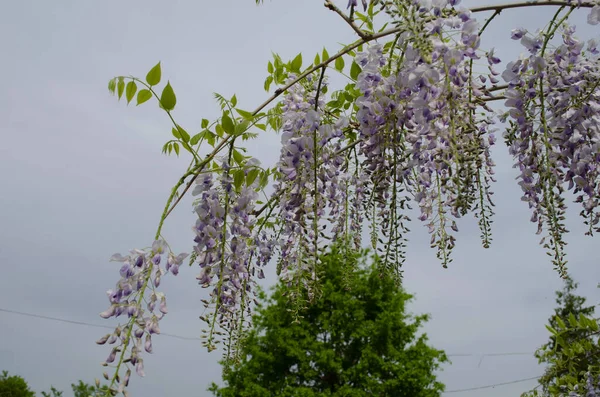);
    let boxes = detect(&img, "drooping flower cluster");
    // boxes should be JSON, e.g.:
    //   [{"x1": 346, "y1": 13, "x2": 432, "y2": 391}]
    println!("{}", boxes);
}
[
  {"x1": 97, "y1": 239, "x2": 187, "y2": 393},
  {"x1": 502, "y1": 21, "x2": 600, "y2": 275},
  {"x1": 191, "y1": 159, "x2": 272, "y2": 353},
  {"x1": 273, "y1": 72, "x2": 349, "y2": 305},
  {"x1": 351, "y1": 0, "x2": 499, "y2": 269}
]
